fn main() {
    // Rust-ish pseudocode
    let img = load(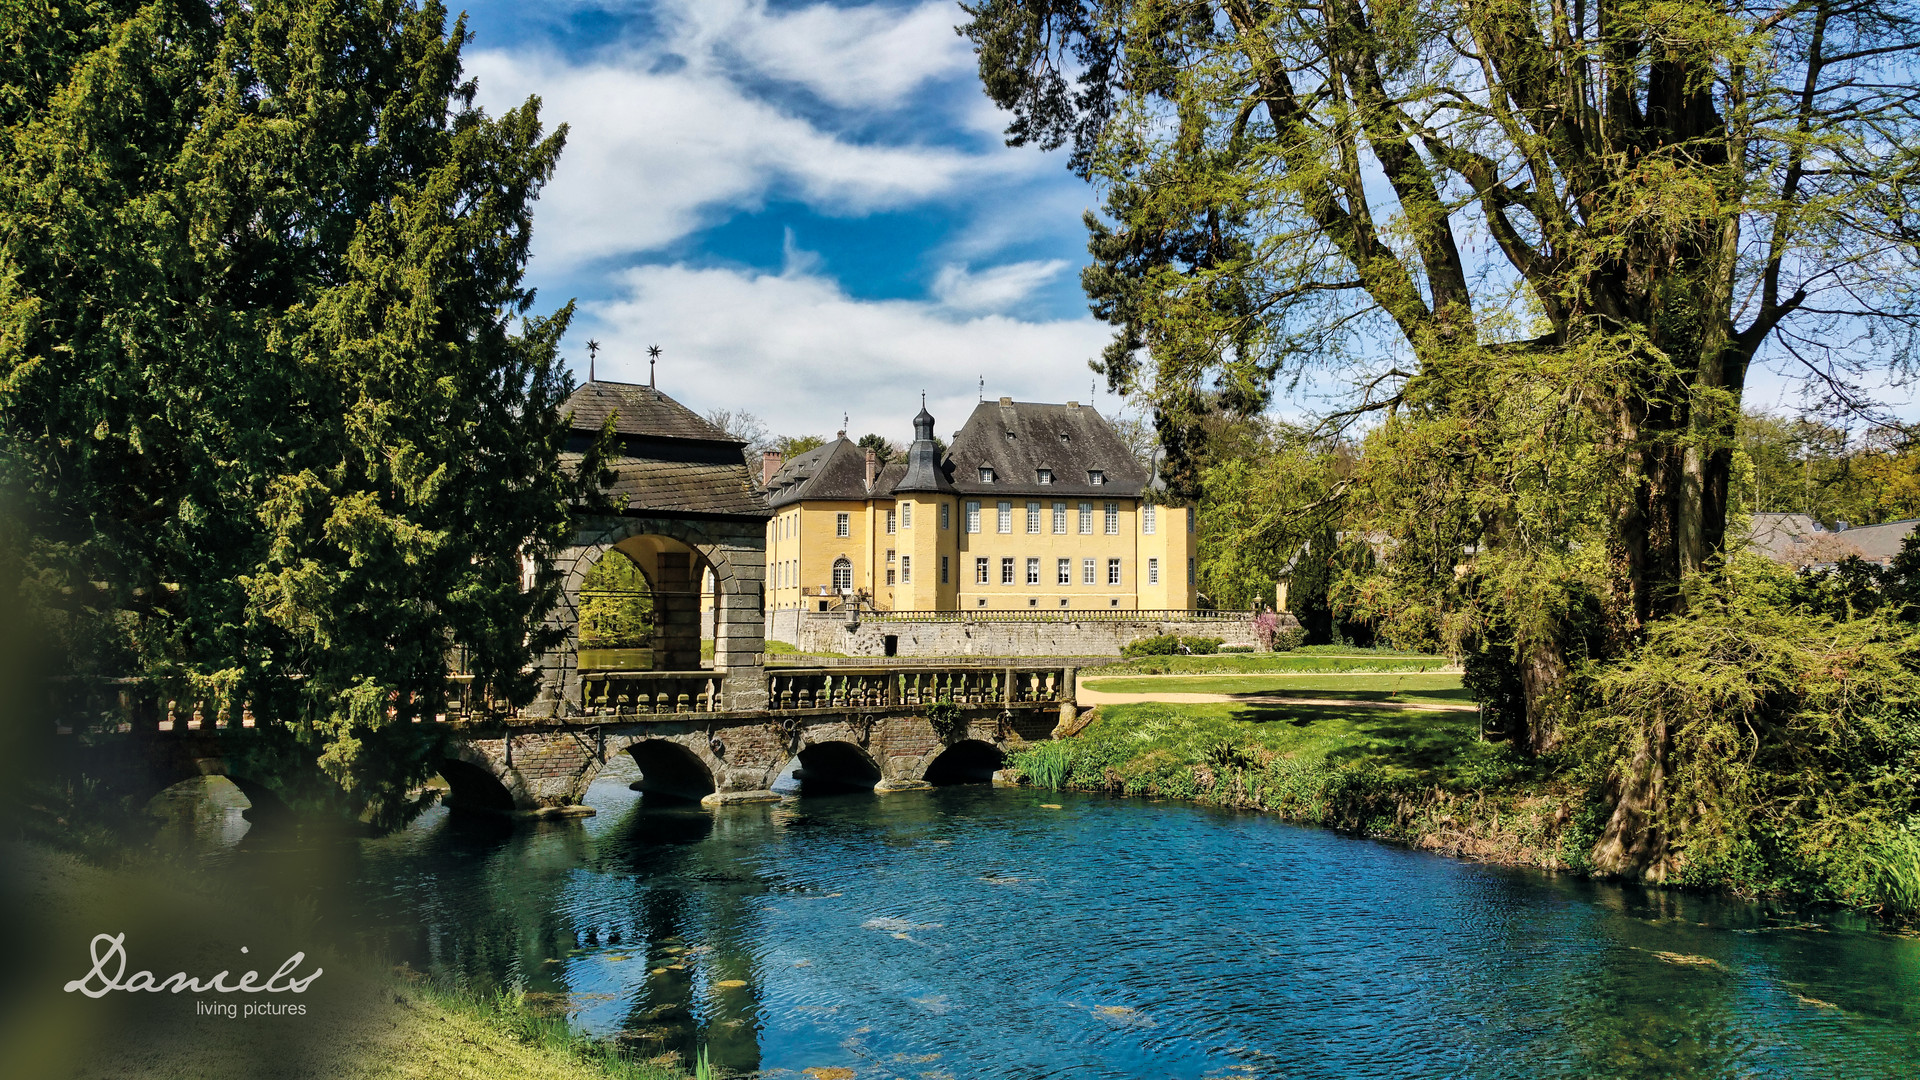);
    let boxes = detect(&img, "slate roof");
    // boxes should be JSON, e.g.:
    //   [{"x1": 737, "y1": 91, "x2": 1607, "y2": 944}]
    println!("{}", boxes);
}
[
  {"x1": 1743, "y1": 511, "x2": 1918, "y2": 567},
  {"x1": 946, "y1": 399, "x2": 1148, "y2": 497},
  {"x1": 563, "y1": 380, "x2": 739, "y2": 443},
  {"x1": 763, "y1": 437, "x2": 906, "y2": 509},
  {"x1": 560, "y1": 380, "x2": 765, "y2": 519}
]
